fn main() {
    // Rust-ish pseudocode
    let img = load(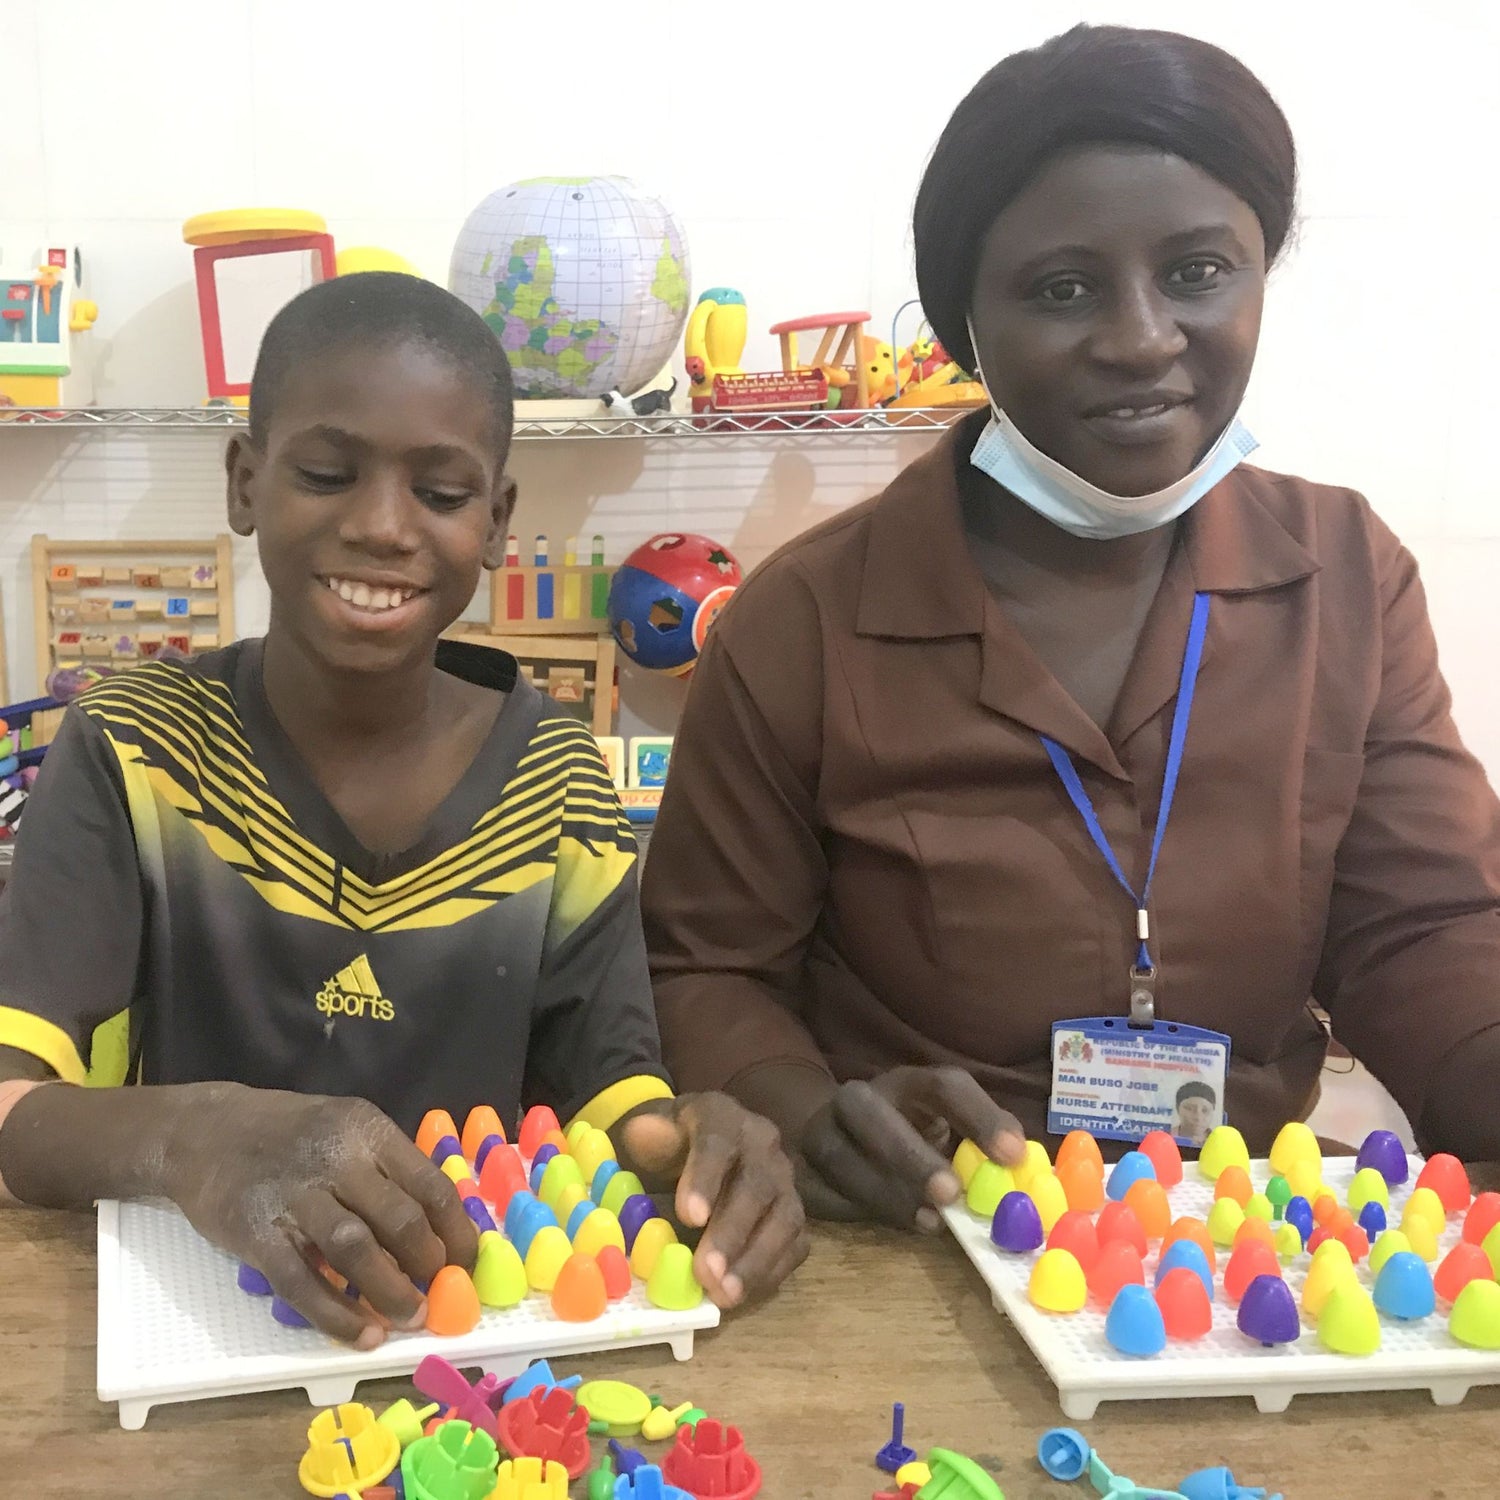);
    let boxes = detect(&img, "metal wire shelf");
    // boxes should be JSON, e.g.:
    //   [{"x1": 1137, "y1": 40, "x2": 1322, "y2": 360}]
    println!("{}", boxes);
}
[{"x1": 0, "y1": 406, "x2": 967, "y2": 439}]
